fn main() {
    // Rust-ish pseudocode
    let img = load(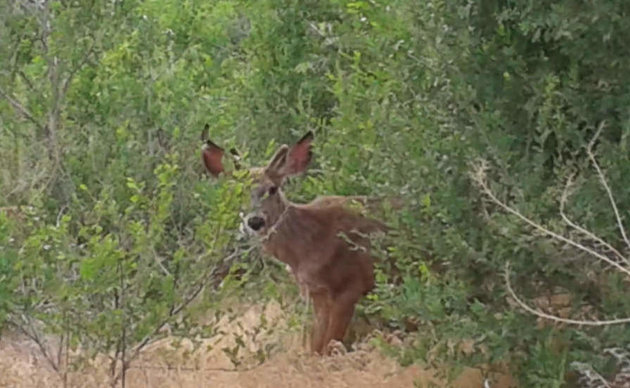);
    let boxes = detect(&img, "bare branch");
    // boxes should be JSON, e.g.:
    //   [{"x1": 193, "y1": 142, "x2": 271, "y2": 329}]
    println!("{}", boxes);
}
[
  {"x1": 152, "y1": 249, "x2": 172, "y2": 277},
  {"x1": 504, "y1": 262, "x2": 630, "y2": 326},
  {"x1": 56, "y1": 329, "x2": 64, "y2": 371},
  {"x1": 472, "y1": 162, "x2": 630, "y2": 278},
  {"x1": 0, "y1": 86, "x2": 45, "y2": 131},
  {"x1": 9, "y1": 315, "x2": 60, "y2": 373},
  {"x1": 587, "y1": 121, "x2": 630, "y2": 251},
  {"x1": 570, "y1": 362, "x2": 612, "y2": 388},
  {"x1": 55, "y1": 205, "x2": 67, "y2": 227},
  {"x1": 127, "y1": 362, "x2": 262, "y2": 373},
  {"x1": 38, "y1": 0, "x2": 61, "y2": 166},
  {"x1": 60, "y1": 42, "x2": 95, "y2": 100},
  {"x1": 17, "y1": 71, "x2": 36, "y2": 92},
  {"x1": 119, "y1": 262, "x2": 127, "y2": 388},
  {"x1": 559, "y1": 173, "x2": 629, "y2": 266},
  {"x1": 112, "y1": 246, "x2": 254, "y2": 383}
]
